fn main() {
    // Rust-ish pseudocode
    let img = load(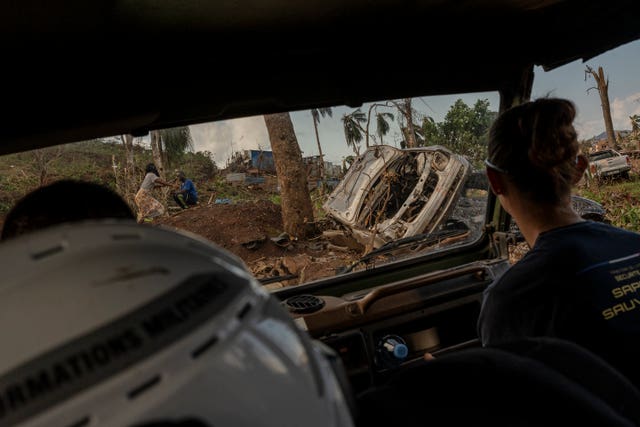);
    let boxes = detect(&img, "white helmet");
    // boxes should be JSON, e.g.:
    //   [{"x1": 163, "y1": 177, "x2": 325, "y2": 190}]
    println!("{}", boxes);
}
[{"x1": 0, "y1": 221, "x2": 354, "y2": 427}]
